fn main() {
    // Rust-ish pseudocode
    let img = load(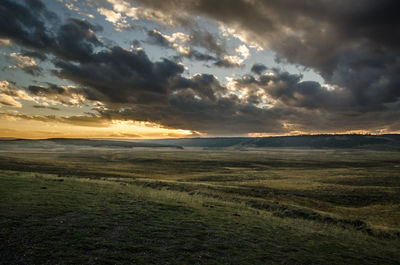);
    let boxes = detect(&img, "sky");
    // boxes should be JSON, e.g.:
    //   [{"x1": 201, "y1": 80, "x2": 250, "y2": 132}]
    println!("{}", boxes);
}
[{"x1": 0, "y1": 0, "x2": 399, "y2": 139}]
